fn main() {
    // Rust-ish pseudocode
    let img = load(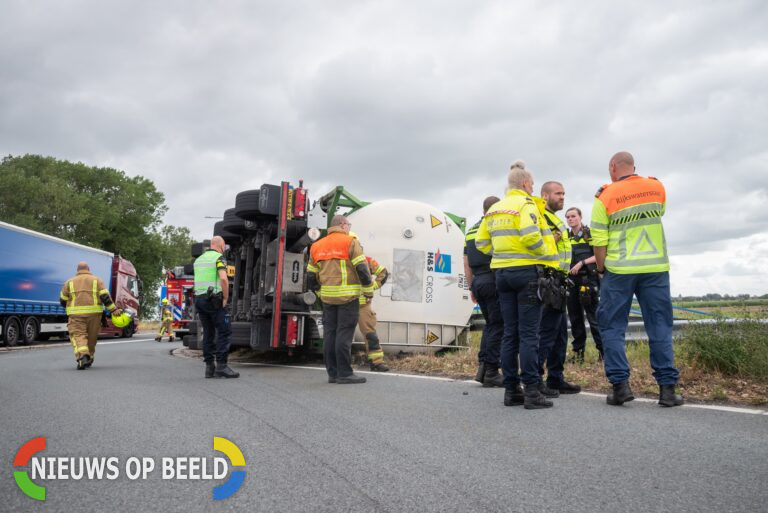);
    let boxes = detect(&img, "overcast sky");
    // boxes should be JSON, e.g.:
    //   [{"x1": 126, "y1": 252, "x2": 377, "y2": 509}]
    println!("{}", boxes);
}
[{"x1": 1, "y1": 1, "x2": 766, "y2": 296}]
